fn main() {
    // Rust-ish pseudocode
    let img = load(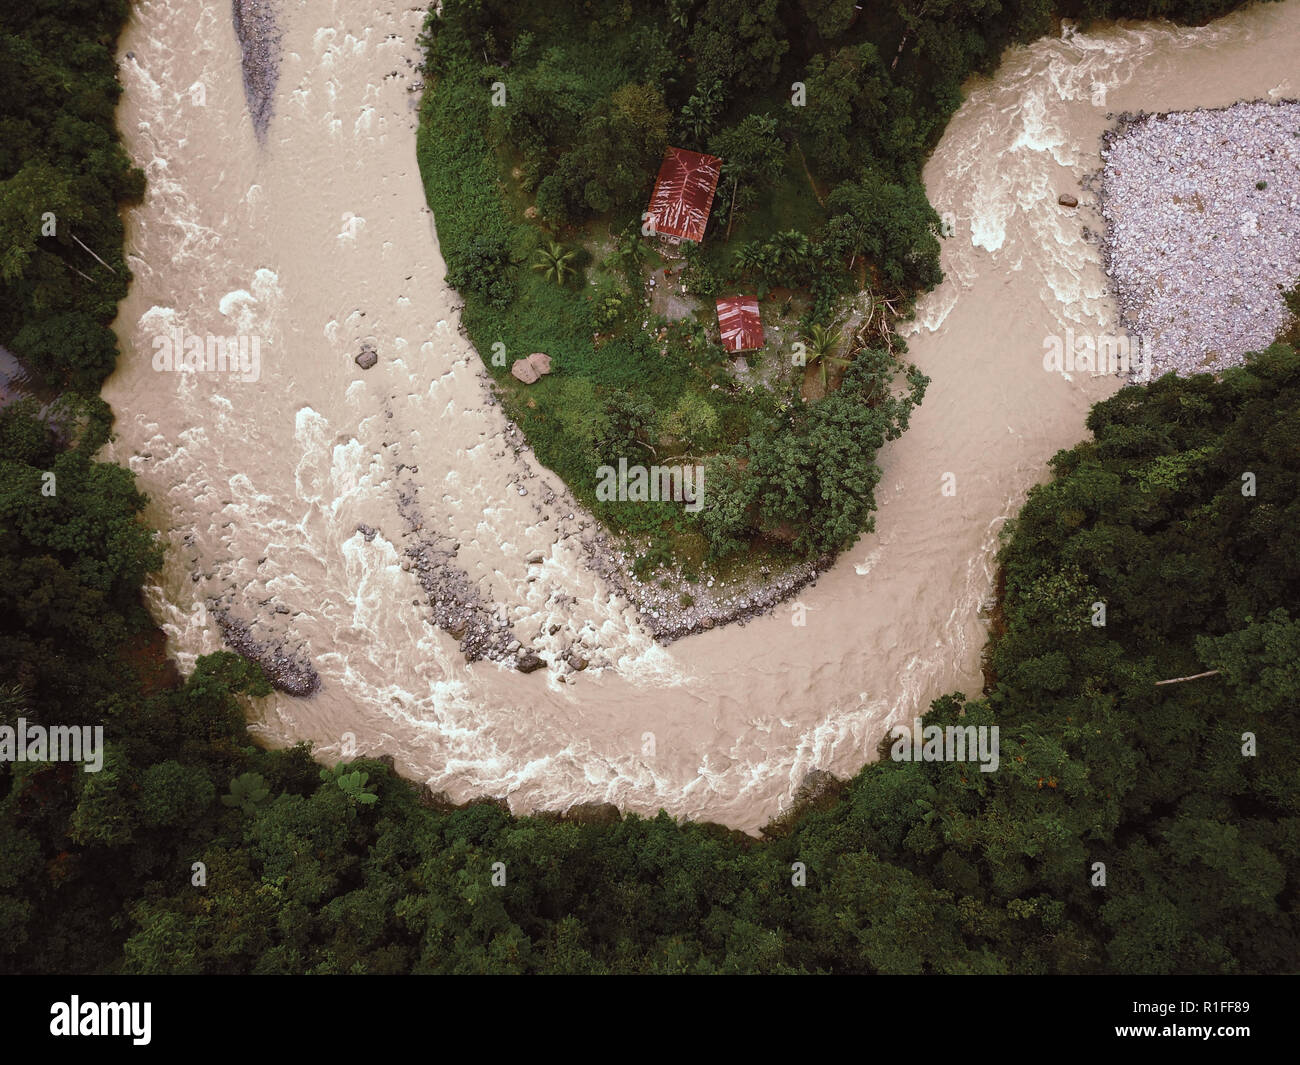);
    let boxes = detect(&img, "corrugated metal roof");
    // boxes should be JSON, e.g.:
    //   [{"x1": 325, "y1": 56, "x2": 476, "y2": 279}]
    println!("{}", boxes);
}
[
  {"x1": 716, "y1": 296, "x2": 764, "y2": 353},
  {"x1": 646, "y1": 147, "x2": 722, "y2": 244}
]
